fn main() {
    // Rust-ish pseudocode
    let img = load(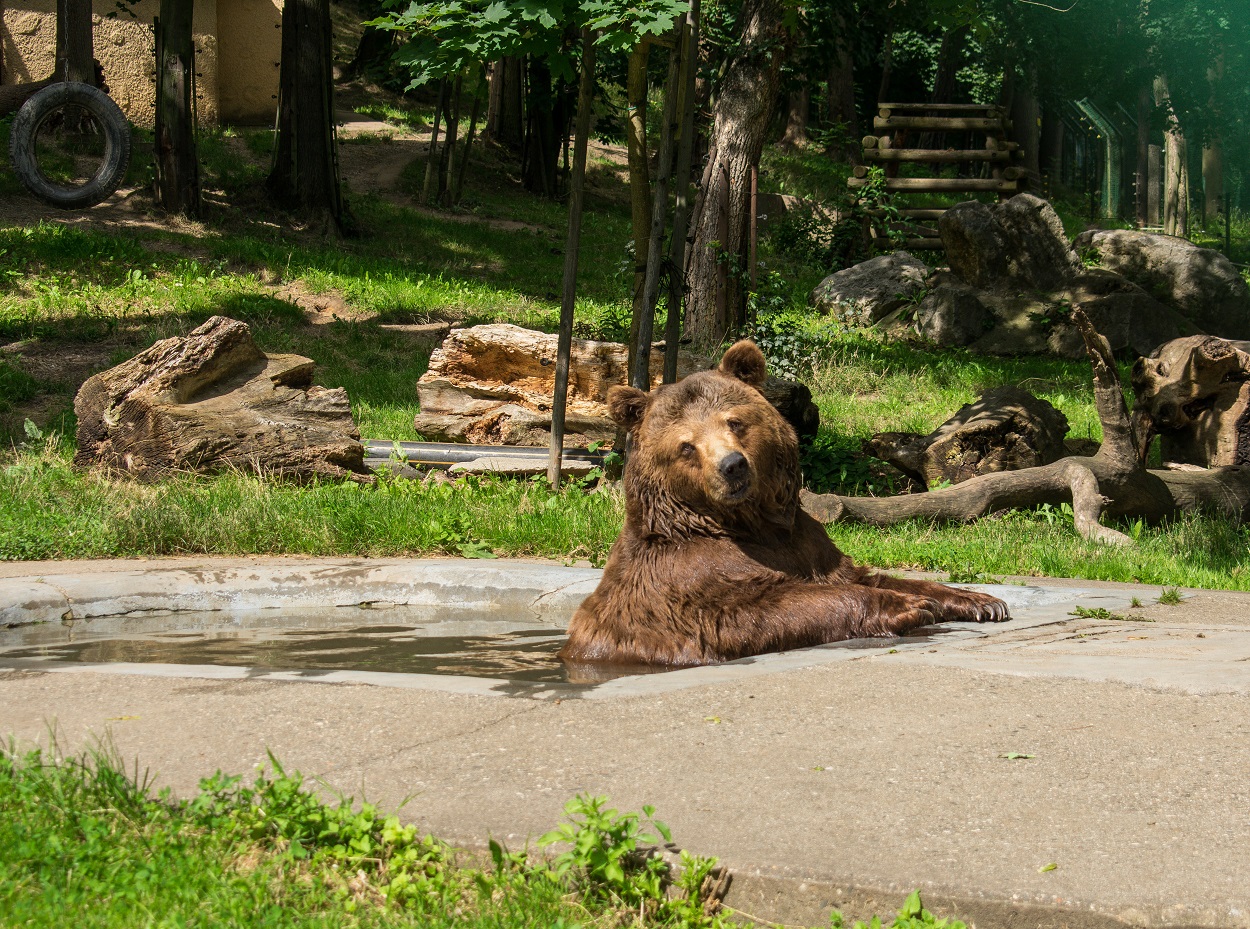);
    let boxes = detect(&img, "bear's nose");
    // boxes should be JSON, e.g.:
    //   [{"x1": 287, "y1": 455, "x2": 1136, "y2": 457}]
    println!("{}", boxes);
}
[{"x1": 719, "y1": 451, "x2": 749, "y2": 482}]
